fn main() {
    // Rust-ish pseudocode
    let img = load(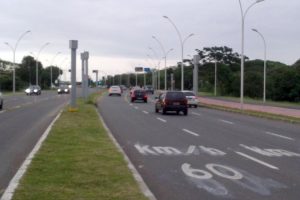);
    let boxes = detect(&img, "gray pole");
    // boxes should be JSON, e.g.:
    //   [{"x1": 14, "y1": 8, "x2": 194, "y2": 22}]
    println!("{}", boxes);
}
[
  {"x1": 193, "y1": 55, "x2": 200, "y2": 96},
  {"x1": 171, "y1": 73, "x2": 174, "y2": 91},
  {"x1": 84, "y1": 51, "x2": 89, "y2": 100},
  {"x1": 214, "y1": 60, "x2": 217, "y2": 96},
  {"x1": 69, "y1": 40, "x2": 78, "y2": 109},
  {"x1": 81, "y1": 53, "x2": 85, "y2": 97}
]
